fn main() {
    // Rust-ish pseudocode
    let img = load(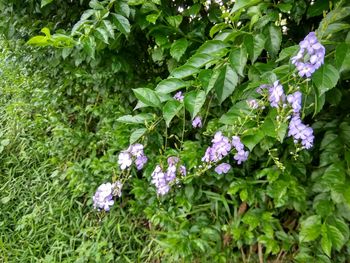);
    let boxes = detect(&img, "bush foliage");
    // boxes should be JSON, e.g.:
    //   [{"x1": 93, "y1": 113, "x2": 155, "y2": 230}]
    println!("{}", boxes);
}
[{"x1": 1, "y1": 0, "x2": 350, "y2": 262}]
